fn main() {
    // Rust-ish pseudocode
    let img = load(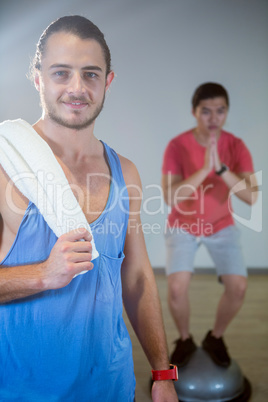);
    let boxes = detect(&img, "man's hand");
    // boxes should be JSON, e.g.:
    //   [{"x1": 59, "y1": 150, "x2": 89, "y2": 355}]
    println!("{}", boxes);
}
[
  {"x1": 204, "y1": 133, "x2": 222, "y2": 173},
  {"x1": 41, "y1": 228, "x2": 93, "y2": 290},
  {"x1": 0, "y1": 228, "x2": 93, "y2": 303},
  {"x1": 203, "y1": 141, "x2": 214, "y2": 172},
  {"x1": 151, "y1": 380, "x2": 179, "y2": 401},
  {"x1": 210, "y1": 132, "x2": 222, "y2": 171}
]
